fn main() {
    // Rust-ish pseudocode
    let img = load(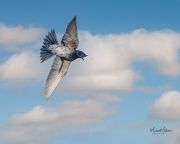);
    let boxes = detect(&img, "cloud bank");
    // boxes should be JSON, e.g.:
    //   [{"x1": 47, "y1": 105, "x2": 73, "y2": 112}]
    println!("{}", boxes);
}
[
  {"x1": 0, "y1": 51, "x2": 47, "y2": 81},
  {"x1": 1, "y1": 28, "x2": 180, "y2": 94},
  {"x1": 0, "y1": 95, "x2": 119, "y2": 144},
  {"x1": 0, "y1": 24, "x2": 46, "y2": 50},
  {"x1": 150, "y1": 91, "x2": 180, "y2": 120},
  {"x1": 1, "y1": 25, "x2": 180, "y2": 144}
]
